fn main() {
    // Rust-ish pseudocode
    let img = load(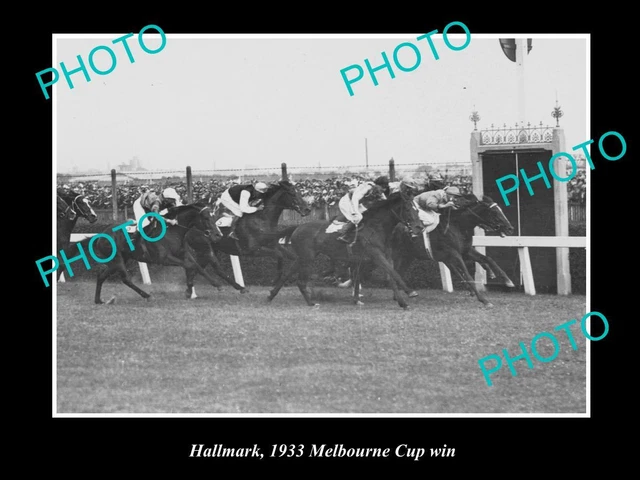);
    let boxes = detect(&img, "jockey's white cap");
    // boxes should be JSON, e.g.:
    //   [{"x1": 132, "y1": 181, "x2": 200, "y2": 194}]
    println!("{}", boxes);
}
[
  {"x1": 254, "y1": 182, "x2": 269, "y2": 193},
  {"x1": 162, "y1": 187, "x2": 181, "y2": 201}
]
